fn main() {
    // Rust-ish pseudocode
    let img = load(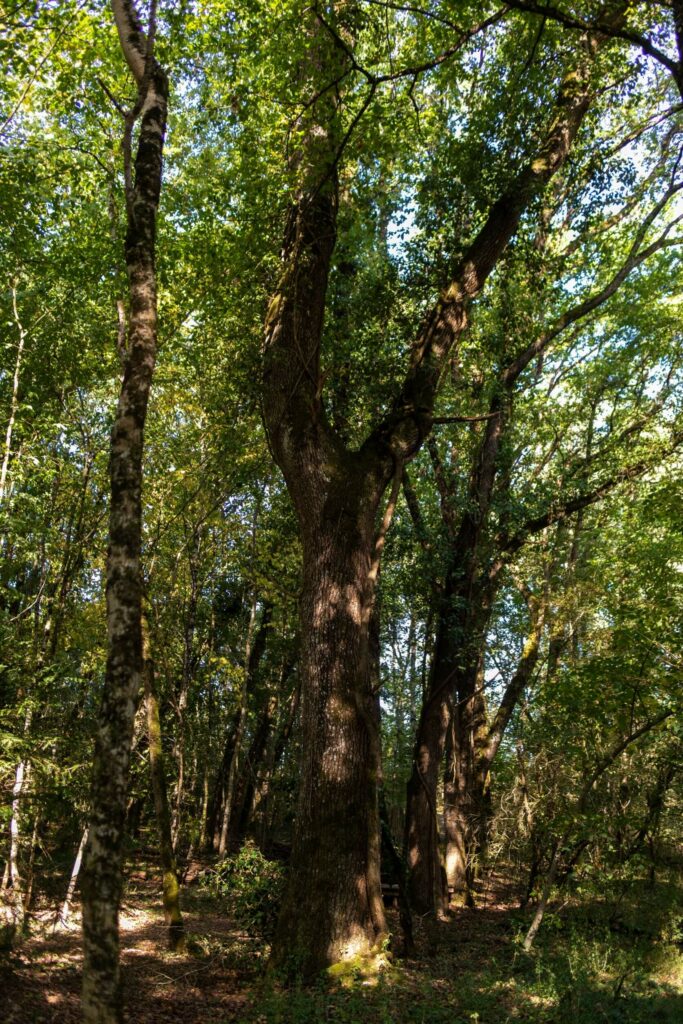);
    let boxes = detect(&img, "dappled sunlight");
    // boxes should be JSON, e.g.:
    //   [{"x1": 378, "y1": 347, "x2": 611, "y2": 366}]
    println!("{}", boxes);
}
[{"x1": 0, "y1": 881, "x2": 253, "y2": 1024}]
